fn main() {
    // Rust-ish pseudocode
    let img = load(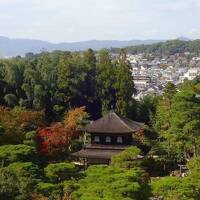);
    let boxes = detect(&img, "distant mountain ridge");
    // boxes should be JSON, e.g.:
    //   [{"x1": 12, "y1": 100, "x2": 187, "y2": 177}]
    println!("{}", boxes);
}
[
  {"x1": 0, "y1": 36, "x2": 191, "y2": 57},
  {"x1": 0, "y1": 36, "x2": 165, "y2": 57}
]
